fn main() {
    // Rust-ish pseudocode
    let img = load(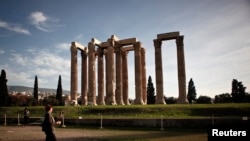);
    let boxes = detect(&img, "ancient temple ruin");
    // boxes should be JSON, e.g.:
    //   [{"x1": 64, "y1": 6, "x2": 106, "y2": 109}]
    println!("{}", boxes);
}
[
  {"x1": 70, "y1": 32, "x2": 188, "y2": 105},
  {"x1": 70, "y1": 35, "x2": 146, "y2": 105},
  {"x1": 154, "y1": 32, "x2": 188, "y2": 104}
]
